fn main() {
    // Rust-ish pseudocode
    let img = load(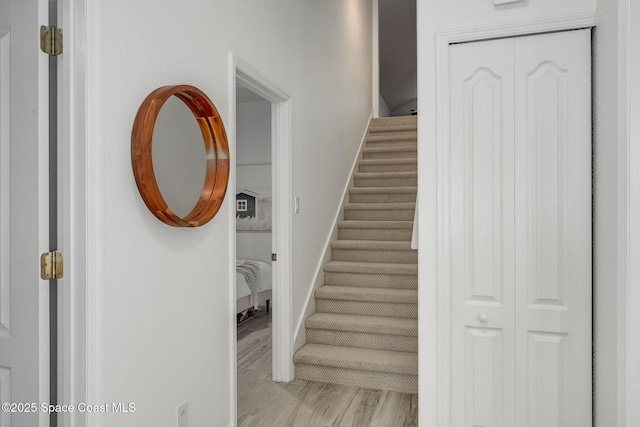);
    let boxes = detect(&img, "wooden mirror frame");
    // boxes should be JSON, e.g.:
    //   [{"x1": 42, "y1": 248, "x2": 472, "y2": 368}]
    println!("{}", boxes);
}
[{"x1": 131, "y1": 85, "x2": 230, "y2": 227}]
